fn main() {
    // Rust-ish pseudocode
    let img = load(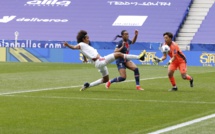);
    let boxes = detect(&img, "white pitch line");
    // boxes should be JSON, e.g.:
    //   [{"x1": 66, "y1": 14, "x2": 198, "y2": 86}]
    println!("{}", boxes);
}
[
  {"x1": 148, "y1": 113, "x2": 215, "y2": 134},
  {"x1": 0, "y1": 76, "x2": 167, "y2": 96},
  {"x1": 0, "y1": 85, "x2": 81, "y2": 96}
]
